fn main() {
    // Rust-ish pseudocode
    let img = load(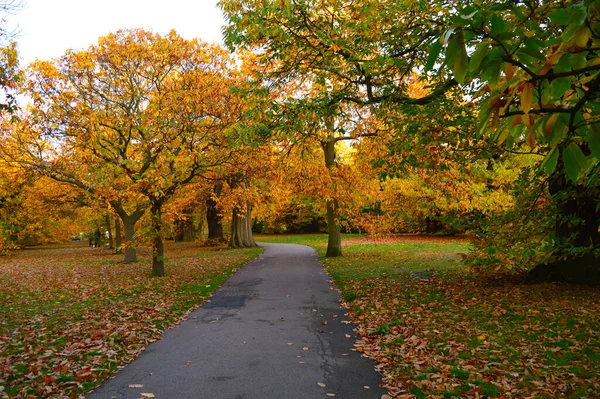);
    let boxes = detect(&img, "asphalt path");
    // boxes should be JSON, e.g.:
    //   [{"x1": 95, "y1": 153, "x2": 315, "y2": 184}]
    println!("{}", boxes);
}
[{"x1": 86, "y1": 242, "x2": 386, "y2": 399}]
